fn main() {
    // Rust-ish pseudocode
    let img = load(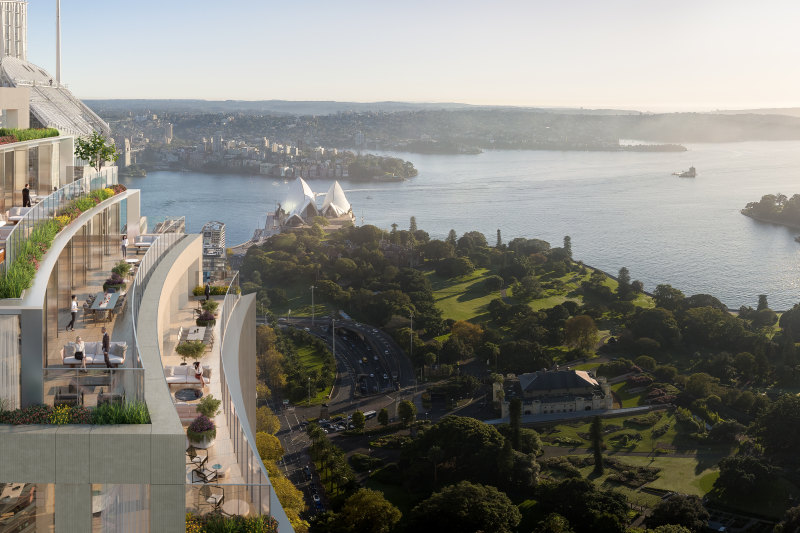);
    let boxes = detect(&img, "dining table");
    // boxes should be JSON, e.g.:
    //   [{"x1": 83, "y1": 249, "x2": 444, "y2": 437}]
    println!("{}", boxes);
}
[
  {"x1": 187, "y1": 326, "x2": 206, "y2": 341},
  {"x1": 90, "y1": 291, "x2": 120, "y2": 311}
]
